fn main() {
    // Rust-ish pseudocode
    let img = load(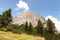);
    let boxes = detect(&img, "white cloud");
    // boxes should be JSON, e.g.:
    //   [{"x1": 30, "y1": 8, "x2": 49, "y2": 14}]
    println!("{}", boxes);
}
[
  {"x1": 45, "y1": 15, "x2": 60, "y2": 32},
  {"x1": 15, "y1": 0, "x2": 29, "y2": 10}
]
